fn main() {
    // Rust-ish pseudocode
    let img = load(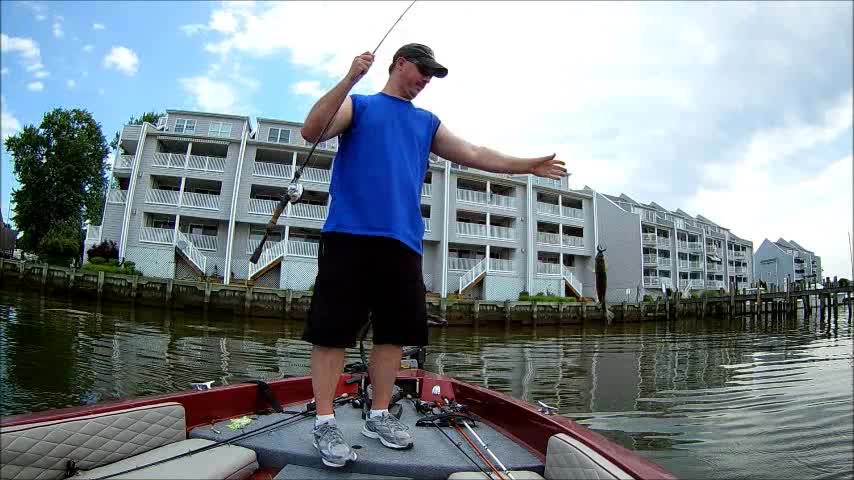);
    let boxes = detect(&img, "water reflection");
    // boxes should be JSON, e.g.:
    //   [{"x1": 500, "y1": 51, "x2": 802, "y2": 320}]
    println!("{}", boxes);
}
[{"x1": 0, "y1": 289, "x2": 851, "y2": 480}]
